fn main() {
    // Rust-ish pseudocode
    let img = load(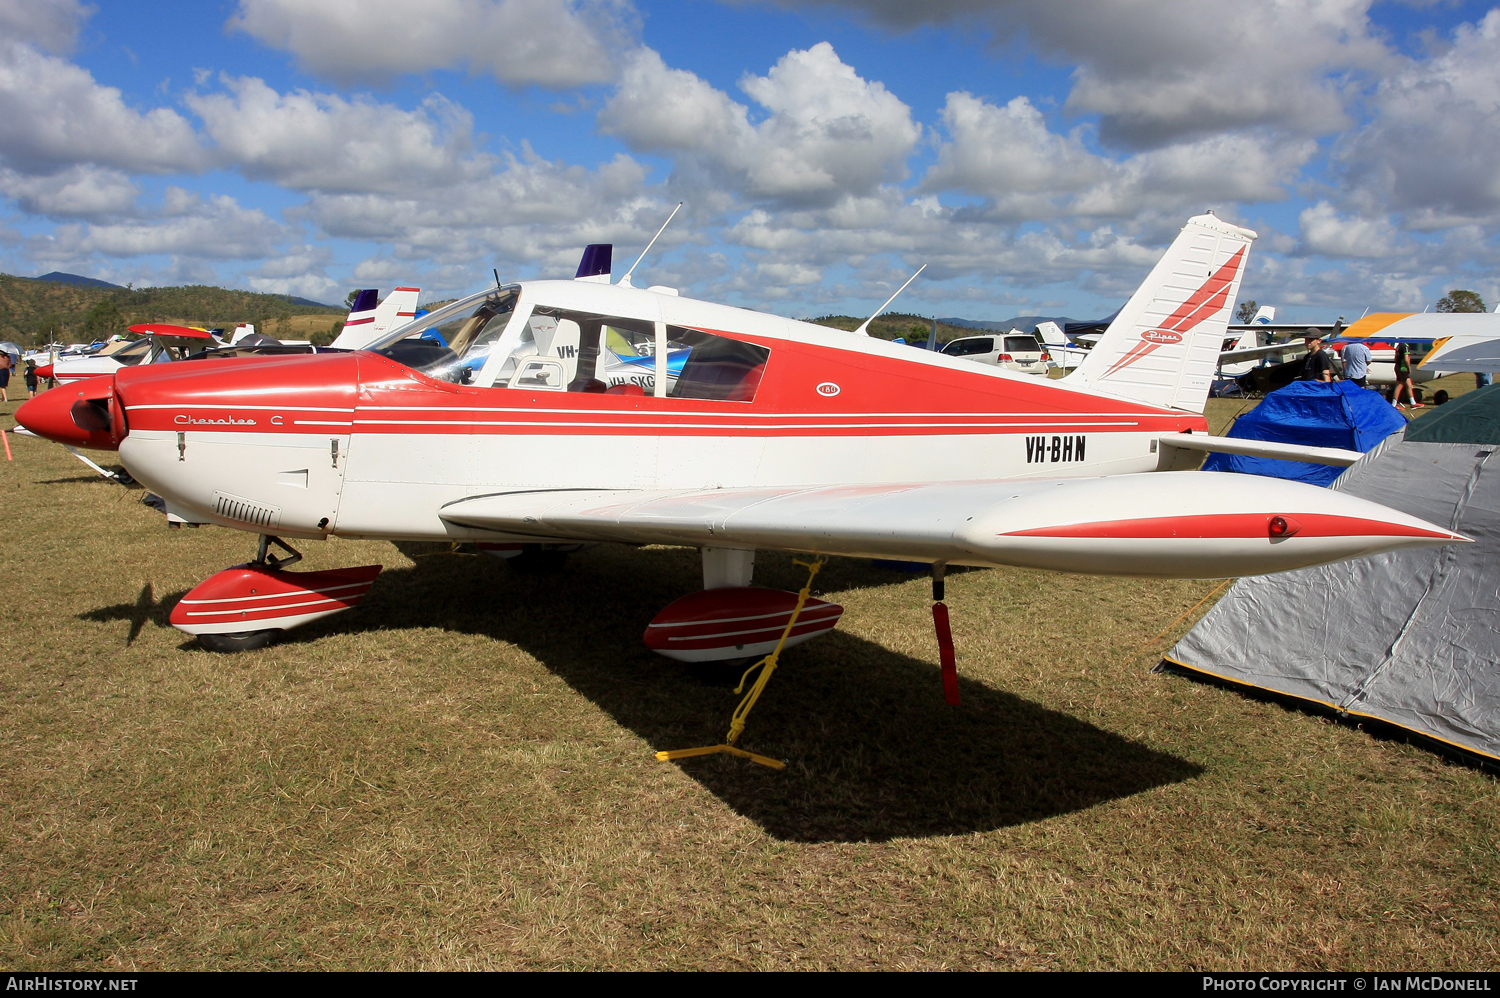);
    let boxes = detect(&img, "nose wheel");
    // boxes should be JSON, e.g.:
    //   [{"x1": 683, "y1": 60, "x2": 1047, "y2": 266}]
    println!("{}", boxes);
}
[{"x1": 171, "y1": 536, "x2": 384, "y2": 653}]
